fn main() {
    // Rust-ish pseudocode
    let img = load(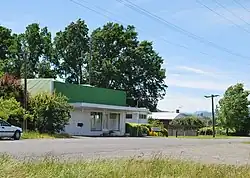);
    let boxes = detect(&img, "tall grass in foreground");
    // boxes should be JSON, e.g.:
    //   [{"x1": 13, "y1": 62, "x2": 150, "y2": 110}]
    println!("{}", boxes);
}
[{"x1": 0, "y1": 155, "x2": 250, "y2": 178}]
